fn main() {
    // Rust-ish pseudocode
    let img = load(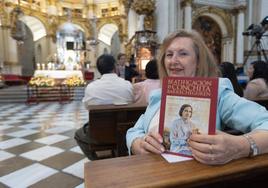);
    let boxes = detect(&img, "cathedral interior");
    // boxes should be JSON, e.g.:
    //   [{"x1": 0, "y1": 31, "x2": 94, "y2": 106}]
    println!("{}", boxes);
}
[{"x1": 0, "y1": 0, "x2": 268, "y2": 188}]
